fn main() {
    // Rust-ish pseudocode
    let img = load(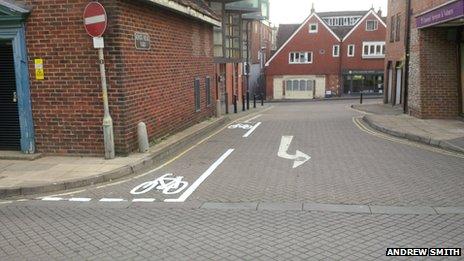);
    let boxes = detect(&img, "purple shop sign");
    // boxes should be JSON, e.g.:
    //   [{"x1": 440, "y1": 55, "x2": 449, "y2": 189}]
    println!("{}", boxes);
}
[{"x1": 416, "y1": 0, "x2": 464, "y2": 29}]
